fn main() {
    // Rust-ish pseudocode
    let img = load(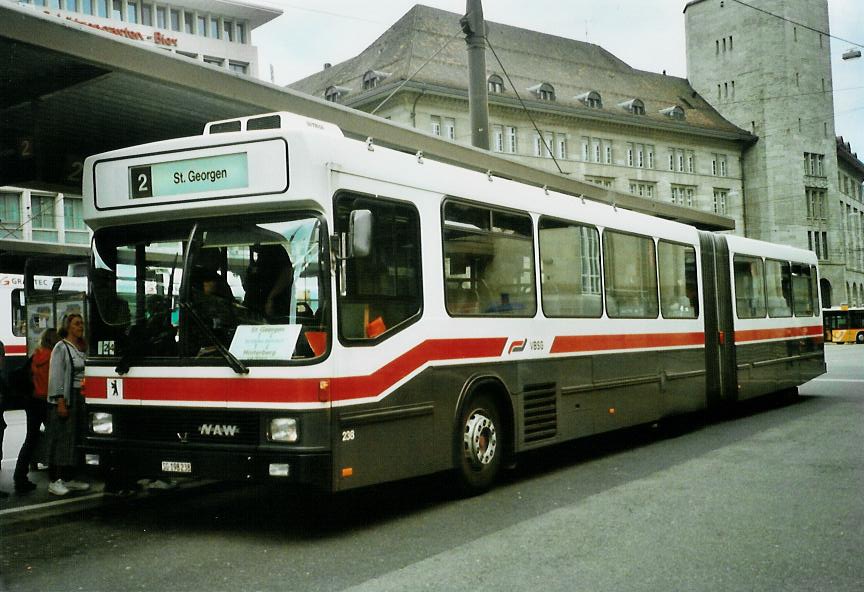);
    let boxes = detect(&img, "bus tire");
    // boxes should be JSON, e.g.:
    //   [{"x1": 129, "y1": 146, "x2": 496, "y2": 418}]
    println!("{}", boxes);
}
[
  {"x1": 857, "y1": 332, "x2": 864, "y2": 344},
  {"x1": 454, "y1": 392, "x2": 504, "y2": 495}
]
